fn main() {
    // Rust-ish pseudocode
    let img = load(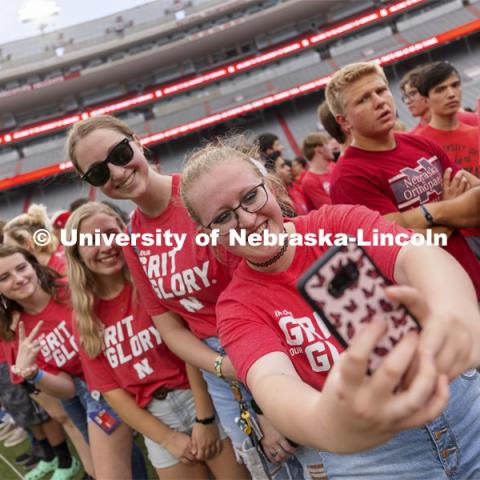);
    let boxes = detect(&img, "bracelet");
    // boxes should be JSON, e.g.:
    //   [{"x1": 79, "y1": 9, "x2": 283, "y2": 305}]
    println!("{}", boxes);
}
[
  {"x1": 27, "y1": 369, "x2": 45, "y2": 384},
  {"x1": 195, "y1": 415, "x2": 216, "y2": 425},
  {"x1": 12, "y1": 364, "x2": 38, "y2": 380},
  {"x1": 419, "y1": 204, "x2": 435, "y2": 227},
  {"x1": 214, "y1": 355, "x2": 225, "y2": 379}
]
